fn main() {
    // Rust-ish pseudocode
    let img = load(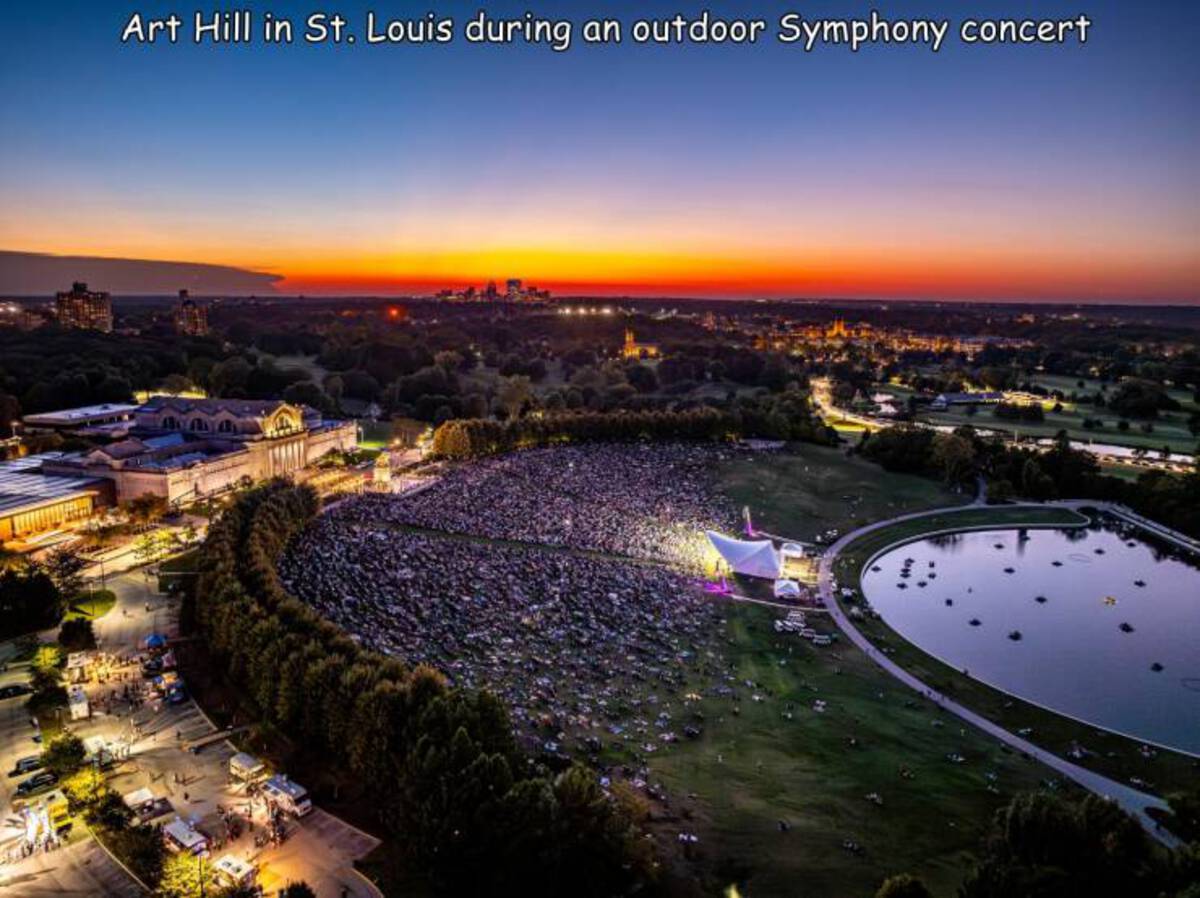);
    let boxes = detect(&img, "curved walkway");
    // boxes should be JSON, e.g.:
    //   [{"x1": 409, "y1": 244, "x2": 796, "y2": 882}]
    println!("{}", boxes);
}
[{"x1": 816, "y1": 502, "x2": 1177, "y2": 845}]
